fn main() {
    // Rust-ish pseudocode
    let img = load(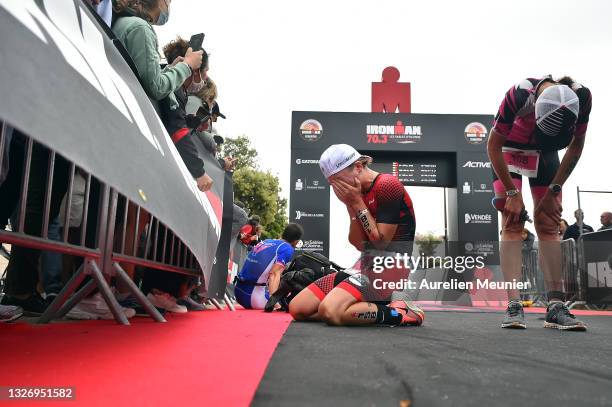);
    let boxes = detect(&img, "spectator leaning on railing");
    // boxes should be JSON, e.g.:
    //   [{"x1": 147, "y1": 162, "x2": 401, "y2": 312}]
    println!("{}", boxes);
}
[
  {"x1": 160, "y1": 37, "x2": 213, "y2": 192},
  {"x1": 112, "y1": 0, "x2": 203, "y2": 114}
]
